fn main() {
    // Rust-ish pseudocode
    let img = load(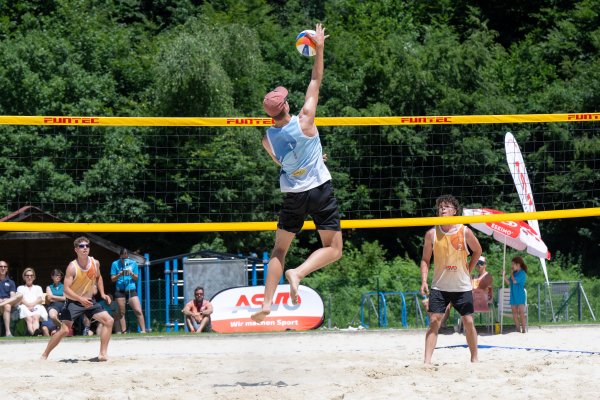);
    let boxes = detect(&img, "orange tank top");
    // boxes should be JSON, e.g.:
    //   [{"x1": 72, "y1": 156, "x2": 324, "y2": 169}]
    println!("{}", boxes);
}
[
  {"x1": 67, "y1": 257, "x2": 97, "y2": 300},
  {"x1": 432, "y1": 225, "x2": 471, "y2": 292}
]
